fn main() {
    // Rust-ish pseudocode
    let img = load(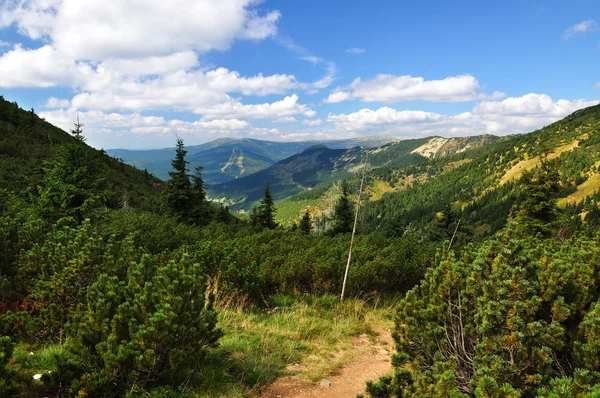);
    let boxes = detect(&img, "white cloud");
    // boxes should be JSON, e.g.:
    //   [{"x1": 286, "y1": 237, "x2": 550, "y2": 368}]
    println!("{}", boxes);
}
[
  {"x1": 563, "y1": 20, "x2": 598, "y2": 40},
  {"x1": 345, "y1": 47, "x2": 366, "y2": 54},
  {"x1": 324, "y1": 74, "x2": 498, "y2": 104},
  {"x1": 39, "y1": 107, "x2": 255, "y2": 147},
  {"x1": 277, "y1": 36, "x2": 337, "y2": 92},
  {"x1": 45, "y1": 97, "x2": 71, "y2": 108},
  {"x1": 301, "y1": 118, "x2": 323, "y2": 126},
  {"x1": 1, "y1": 0, "x2": 280, "y2": 60},
  {"x1": 0, "y1": 45, "x2": 92, "y2": 87},
  {"x1": 100, "y1": 52, "x2": 200, "y2": 76},
  {"x1": 275, "y1": 116, "x2": 298, "y2": 123},
  {"x1": 197, "y1": 94, "x2": 316, "y2": 120},
  {"x1": 327, "y1": 93, "x2": 600, "y2": 137},
  {"x1": 328, "y1": 107, "x2": 443, "y2": 131}
]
